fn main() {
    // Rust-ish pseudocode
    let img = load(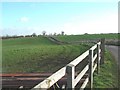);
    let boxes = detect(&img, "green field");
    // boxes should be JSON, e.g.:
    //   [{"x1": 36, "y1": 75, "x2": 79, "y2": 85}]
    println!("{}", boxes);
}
[
  {"x1": 55, "y1": 33, "x2": 119, "y2": 42},
  {"x1": 2, "y1": 34, "x2": 118, "y2": 88},
  {"x1": 2, "y1": 34, "x2": 119, "y2": 73},
  {"x1": 2, "y1": 36, "x2": 90, "y2": 73}
]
